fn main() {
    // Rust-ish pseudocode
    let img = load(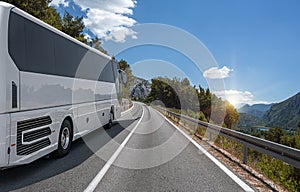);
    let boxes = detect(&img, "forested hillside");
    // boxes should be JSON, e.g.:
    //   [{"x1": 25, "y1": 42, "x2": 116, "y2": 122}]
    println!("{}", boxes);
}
[
  {"x1": 146, "y1": 77, "x2": 239, "y2": 129},
  {"x1": 238, "y1": 113, "x2": 265, "y2": 127},
  {"x1": 263, "y1": 92, "x2": 300, "y2": 131}
]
